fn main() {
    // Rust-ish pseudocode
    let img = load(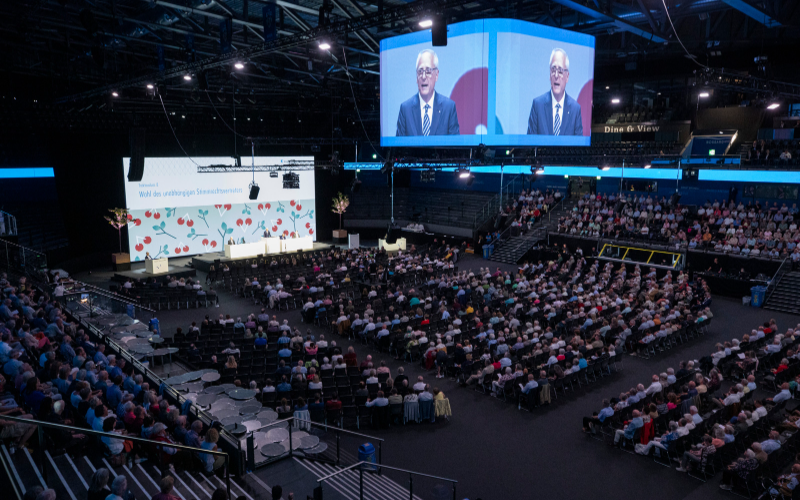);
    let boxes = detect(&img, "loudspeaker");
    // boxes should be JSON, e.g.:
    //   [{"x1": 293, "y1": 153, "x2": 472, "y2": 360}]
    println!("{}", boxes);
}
[
  {"x1": 198, "y1": 71, "x2": 209, "y2": 91},
  {"x1": 351, "y1": 179, "x2": 361, "y2": 194},
  {"x1": 128, "y1": 128, "x2": 146, "y2": 182},
  {"x1": 670, "y1": 192, "x2": 682, "y2": 206},
  {"x1": 386, "y1": 224, "x2": 400, "y2": 244},
  {"x1": 249, "y1": 184, "x2": 260, "y2": 200},
  {"x1": 431, "y1": 15, "x2": 447, "y2": 46}
]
